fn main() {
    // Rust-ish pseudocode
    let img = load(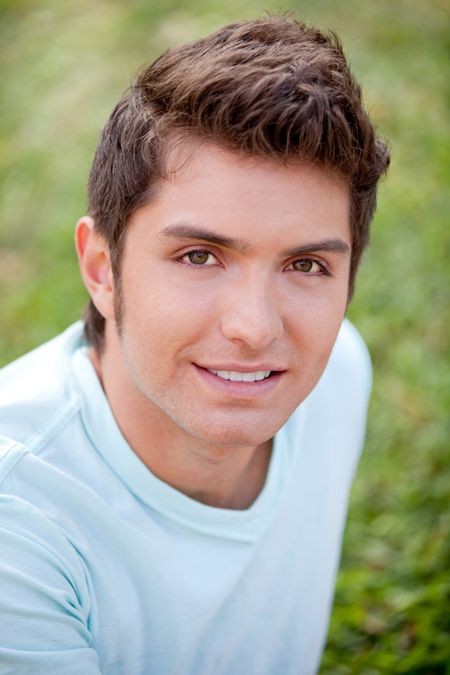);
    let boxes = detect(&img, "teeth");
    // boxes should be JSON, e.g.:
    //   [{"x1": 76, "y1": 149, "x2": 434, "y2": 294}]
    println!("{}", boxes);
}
[{"x1": 208, "y1": 369, "x2": 271, "y2": 382}]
